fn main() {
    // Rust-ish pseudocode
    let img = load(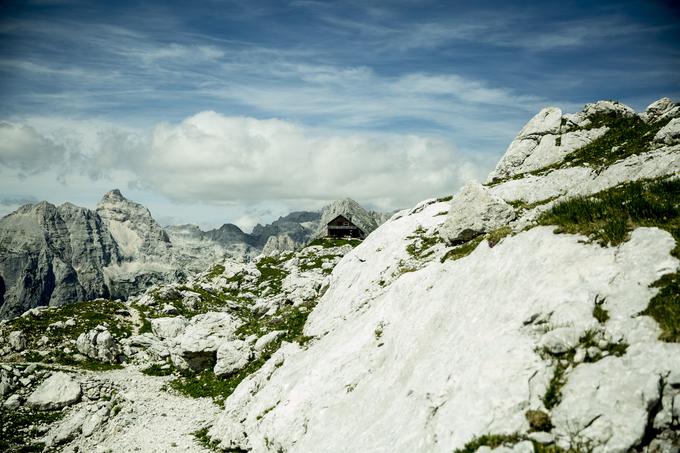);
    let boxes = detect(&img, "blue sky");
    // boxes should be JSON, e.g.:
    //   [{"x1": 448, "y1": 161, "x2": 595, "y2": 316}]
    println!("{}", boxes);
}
[{"x1": 0, "y1": 0, "x2": 678, "y2": 230}]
